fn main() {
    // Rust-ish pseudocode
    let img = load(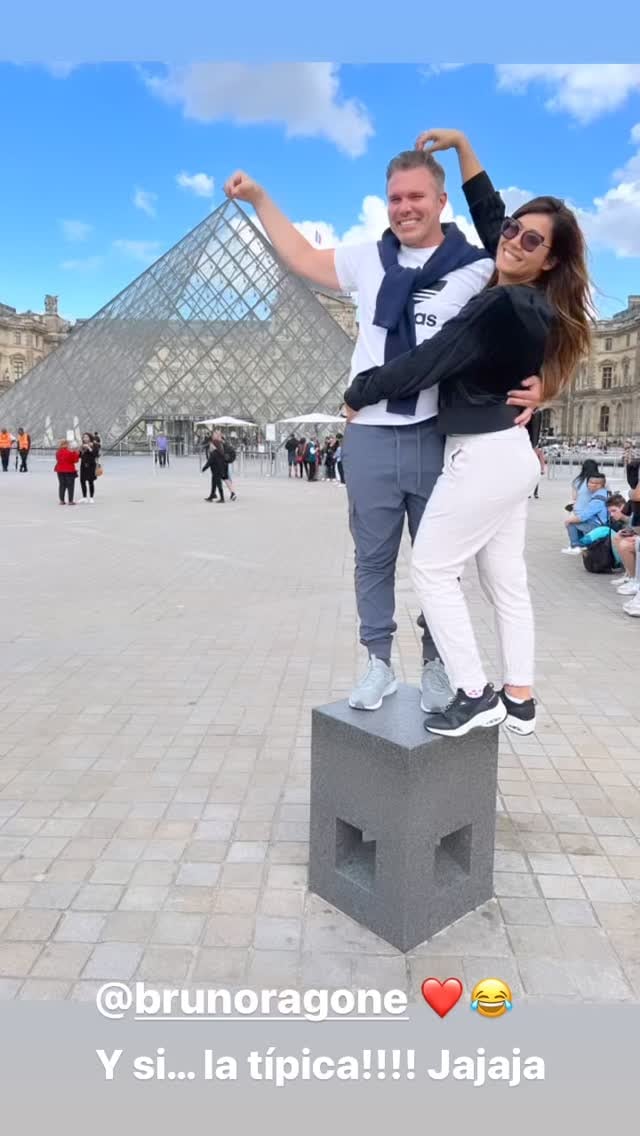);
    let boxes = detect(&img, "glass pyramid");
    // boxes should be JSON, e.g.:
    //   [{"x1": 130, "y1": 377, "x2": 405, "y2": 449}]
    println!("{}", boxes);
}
[{"x1": 0, "y1": 200, "x2": 354, "y2": 448}]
